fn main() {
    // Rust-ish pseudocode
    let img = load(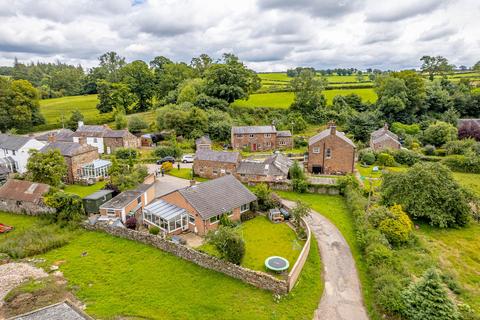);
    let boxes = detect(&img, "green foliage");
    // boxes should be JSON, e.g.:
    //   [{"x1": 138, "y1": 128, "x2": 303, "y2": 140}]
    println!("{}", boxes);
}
[
  {"x1": 149, "y1": 226, "x2": 160, "y2": 235},
  {"x1": 359, "y1": 151, "x2": 376, "y2": 165},
  {"x1": 388, "y1": 149, "x2": 421, "y2": 166},
  {"x1": 156, "y1": 103, "x2": 208, "y2": 138},
  {"x1": 290, "y1": 69, "x2": 327, "y2": 118},
  {"x1": 127, "y1": 115, "x2": 148, "y2": 133},
  {"x1": 377, "y1": 153, "x2": 396, "y2": 167},
  {"x1": 420, "y1": 55, "x2": 454, "y2": 80},
  {"x1": 290, "y1": 201, "x2": 310, "y2": 230},
  {"x1": 441, "y1": 155, "x2": 480, "y2": 174},
  {"x1": 444, "y1": 139, "x2": 479, "y2": 156},
  {"x1": 253, "y1": 183, "x2": 280, "y2": 211},
  {"x1": 44, "y1": 191, "x2": 85, "y2": 226},
  {"x1": 391, "y1": 122, "x2": 421, "y2": 135},
  {"x1": 26, "y1": 149, "x2": 67, "y2": 187},
  {"x1": 289, "y1": 161, "x2": 305, "y2": 180},
  {"x1": 152, "y1": 145, "x2": 182, "y2": 159},
  {"x1": 381, "y1": 162, "x2": 472, "y2": 227},
  {"x1": 66, "y1": 110, "x2": 84, "y2": 131},
  {"x1": 423, "y1": 144, "x2": 436, "y2": 155},
  {"x1": 292, "y1": 178, "x2": 309, "y2": 193},
  {"x1": 108, "y1": 157, "x2": 149, "y2": 192},
  {"x1": 401, "y1": 268, "x2": 460, "y2": 320},
  {"x1": 423, "y1": 121, "x2": 458, "y2": 147},
  {"x1": 114, "y1": 148, "x2": 139, "y2": 160},
  {"x1": 206, "y1": 226, "x2": 245, "y2": 265},
  {"x1": 96, "y1": 80, "x2": 134, "y2": 114},
  {"x1": 377, "y1": 205, "x2": 413, "y2": 246},
  {"x1": 120, "y1": 60, "x2": 155, "y2": 112},
  {"x1": 161, "y1": 161, "x2": 173, "y2": 172},
  {"x1": 219, "y1": 213, "x2": 234, "y2": 227},
  {"x1": 345, "y1": 110, "x2": 382, "y2": 142},
  {"x1": 114, "y1": 111, "x2": 127, "y2": 129}
]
